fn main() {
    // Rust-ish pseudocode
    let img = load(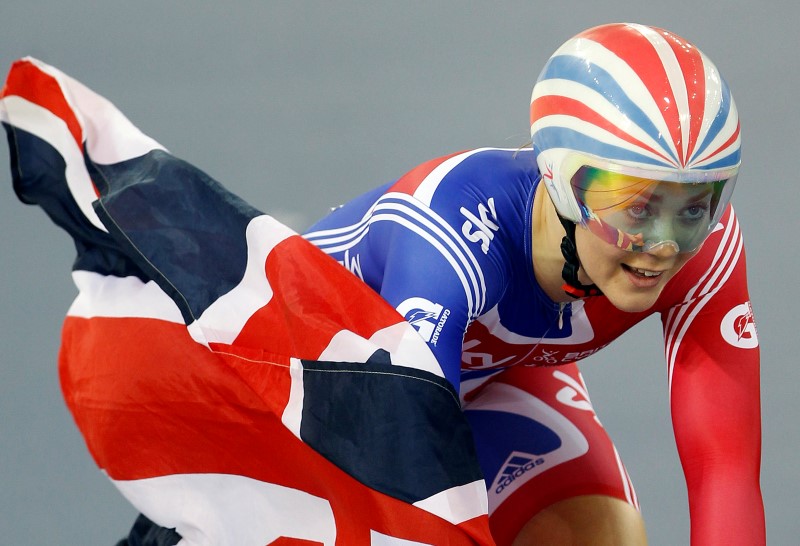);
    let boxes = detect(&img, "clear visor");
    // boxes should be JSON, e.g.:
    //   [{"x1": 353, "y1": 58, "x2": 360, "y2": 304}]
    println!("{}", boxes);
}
[{"x1": 571, "y1": 165, "x2": 736, "y2": 254}]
